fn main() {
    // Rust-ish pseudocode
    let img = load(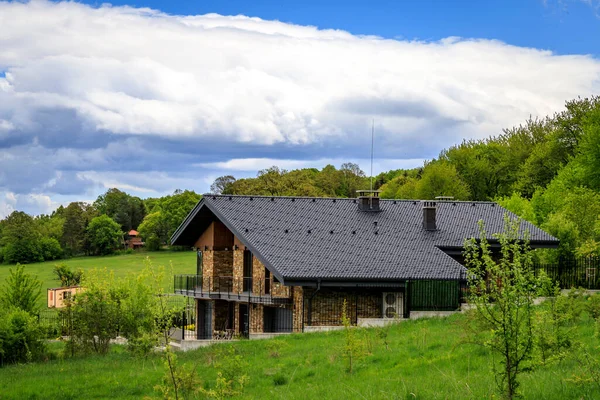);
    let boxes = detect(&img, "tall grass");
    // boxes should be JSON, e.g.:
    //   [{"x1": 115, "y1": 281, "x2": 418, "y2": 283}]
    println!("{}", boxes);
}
[{"x1": 0, "y1": 312, "x2": 598, "y2": 399}]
